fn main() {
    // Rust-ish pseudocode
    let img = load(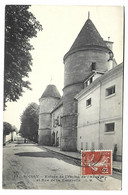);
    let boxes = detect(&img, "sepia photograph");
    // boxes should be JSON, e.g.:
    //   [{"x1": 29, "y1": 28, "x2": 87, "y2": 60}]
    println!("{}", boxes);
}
[{"x1": 2, "y1": 3, "x2": 124, "y2": 191}]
